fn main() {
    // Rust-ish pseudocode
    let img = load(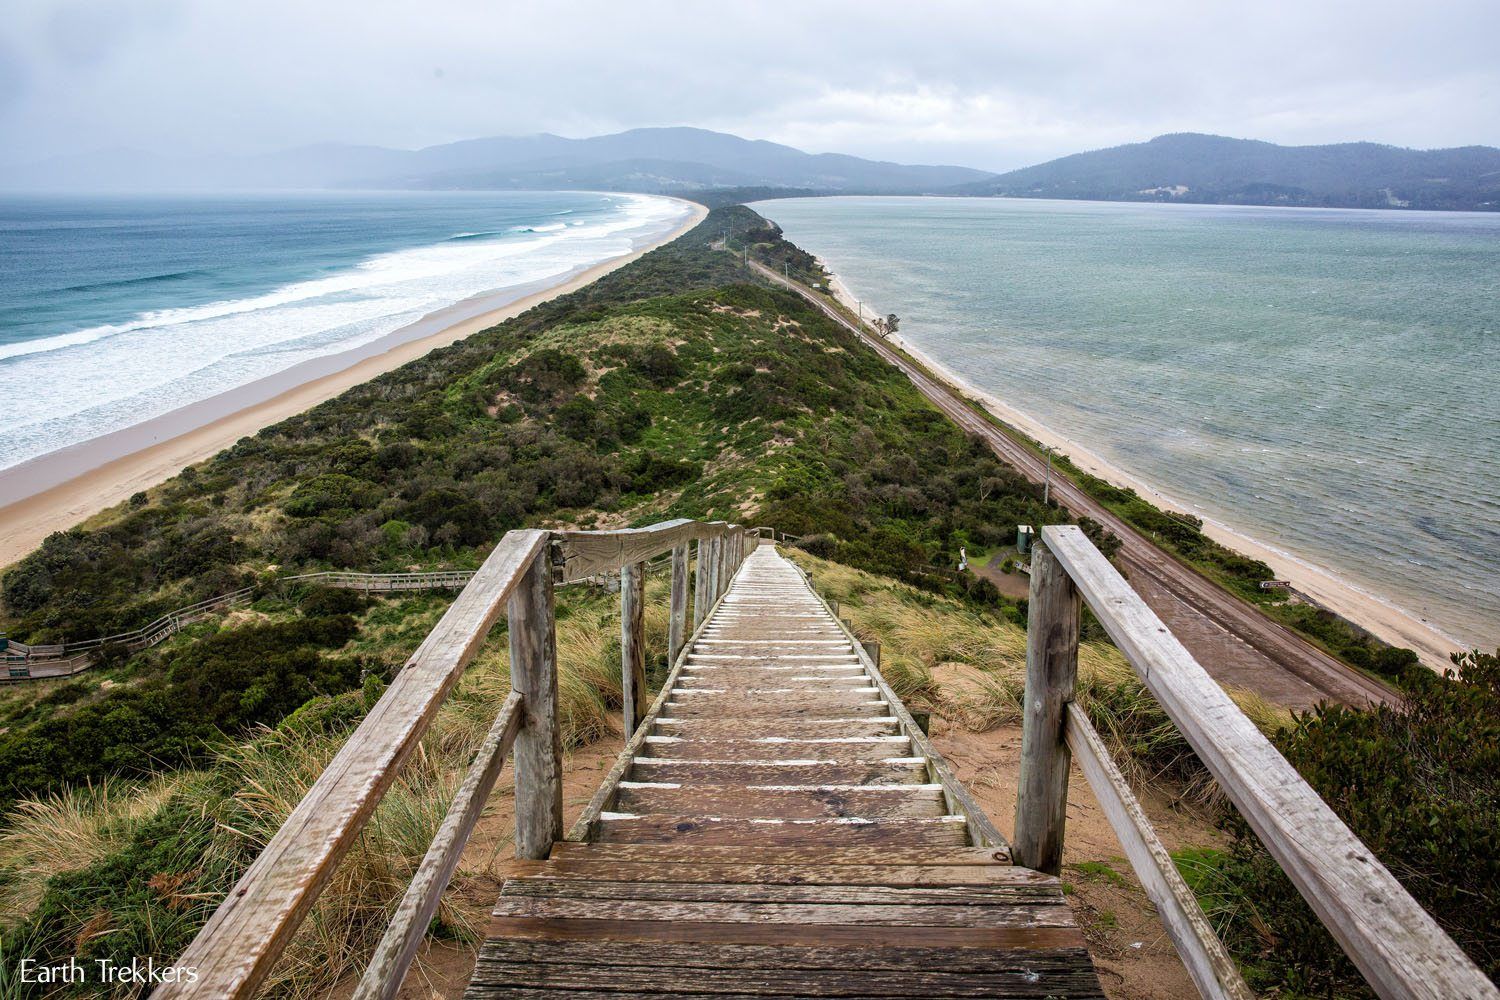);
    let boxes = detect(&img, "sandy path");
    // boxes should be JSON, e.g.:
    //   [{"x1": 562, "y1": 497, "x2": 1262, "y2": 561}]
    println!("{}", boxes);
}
[{"x1": 0, "y1": 200, "x2": 707, "y2": 570}]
